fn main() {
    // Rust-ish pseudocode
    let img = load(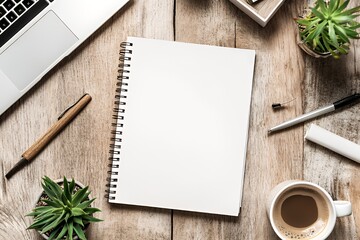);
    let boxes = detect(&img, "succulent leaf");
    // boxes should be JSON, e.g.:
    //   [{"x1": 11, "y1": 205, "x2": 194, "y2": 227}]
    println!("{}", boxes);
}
[
  {"x1": 68, "y1": 221, "x2": 74, "y2": 240},
  {"x1": 56, "y1": 223, "x2": 68, "y2": 240},
  {"x1": 329, "y1": 0, "x2": 339, "y2": 13},
  {"x1": 63, "y1": 177, "x2": 72, "y2": 202},
  {"x1": 43, "y1": 176, "x2": 63, "y2": 198},
  {"x1": 42, "y1": 199, "x2": 64, "y2": 208},
  {"x1": 28, "y1": 215, "x2": 58, "y2": 230},
  {"x1": 65, "y1": 212, "x2": 71, "y2": 223},
  {"x1": 328, "y1": 21, "x2": 339, "y2": 47},
  {"x1": 34, "y1": 208, "x2": 59, "y2": 220},
  {"x1": 41, "y1": 183, "x2": 58, "y2": 201},
  {"x1": 71, "y1": 208, "x2": 87, "y2": 216},
  {"x1": 41, "y1": 211, "x2": 65, "y2": 234},
  {"x1": 61, "y1": 193, "x2": 72, "y2": 208},
  {"x1": 72, "y1": 187, "x2": 89, "y2": 207},
  {"x1": 74, "y1": 223, "x2": 87, "y2": 240},
  {"x1": 74, "y1": 217, "x2": 84, "y2": 228},
  {"x1": 69, "y1": 178, "x2": 76, "y2": 194},
  {"x1": 82, "y1": 215, "x2": 103, "y2": 223},
  {"x1": 312, "y1": 7, "x2": 326, "y2": 20},
  {"x1": 84, "y1": 207, "x2": 101, "y2": 215},
  {"x1": 47, "y1": 226, "x2": 61, "y2": 240},
  {"x1": 335, "y1": 0, "x2": 350, "y2": 14},
  {"x1": 77, "y1": 199, "x2": 95, "y2": 210}
]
